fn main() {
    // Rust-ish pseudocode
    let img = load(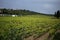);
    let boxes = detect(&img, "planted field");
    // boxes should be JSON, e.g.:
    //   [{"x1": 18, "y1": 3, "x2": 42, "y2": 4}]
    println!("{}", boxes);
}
[{"x1": 0, "y1": 15, "x2": 60, "y2": 40}]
